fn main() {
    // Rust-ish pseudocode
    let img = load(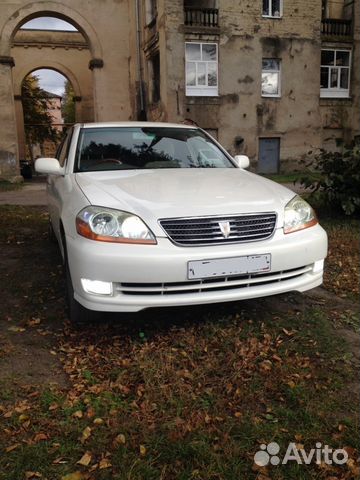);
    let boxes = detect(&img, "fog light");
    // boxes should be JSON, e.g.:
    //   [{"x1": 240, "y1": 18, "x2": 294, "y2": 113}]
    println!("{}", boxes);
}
[
  {"x1": 81, "y1": 279, "x2": 113, "y2": 296},
  {"x1": 313, "y1": 260, "x2": 324, "y2": 273}
]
